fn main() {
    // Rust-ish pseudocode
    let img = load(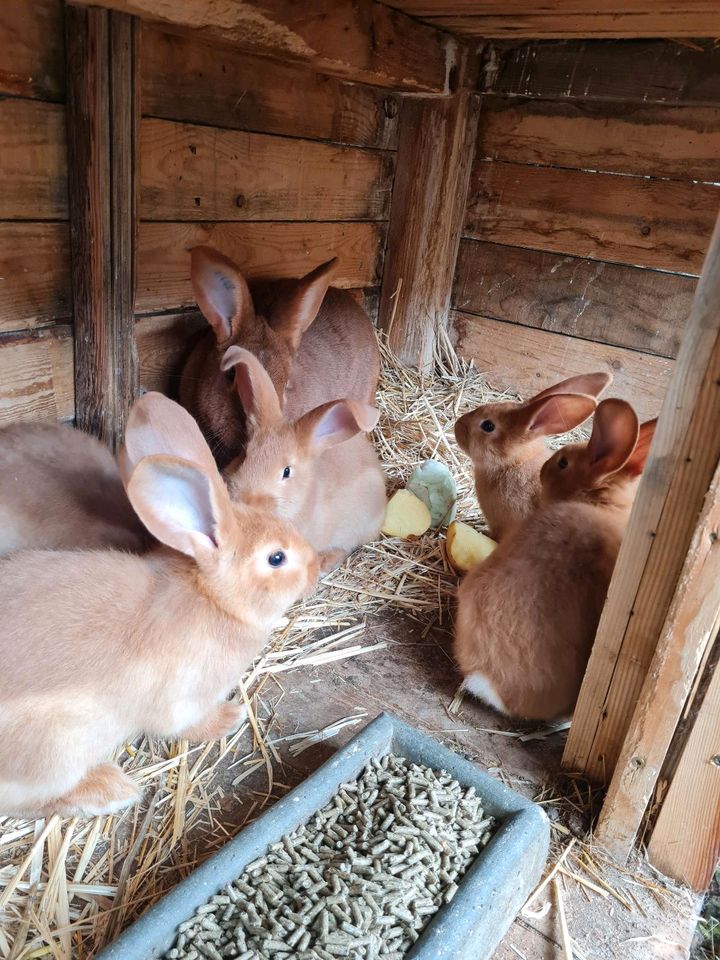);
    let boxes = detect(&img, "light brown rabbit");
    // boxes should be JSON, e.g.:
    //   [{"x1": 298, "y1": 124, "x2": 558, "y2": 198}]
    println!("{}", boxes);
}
[
  {"x1": 454, "y1": 399, "x2": 657, "y2": 722},
  {"x1": 180, "y1": 246, "x2": 380, "y2": 465},
  {"x1": 454, "y1": 372, "x2": 612, "y2": 540},
  {"x1": 0, "y1": 393, "x2": 318, "y2": 818},
  {"x1": 220, "y1": 346, "x2": 386, "y2": 572},
  {"x1": 0, "y1": 421, "x2": 147, "y2": 555}
]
